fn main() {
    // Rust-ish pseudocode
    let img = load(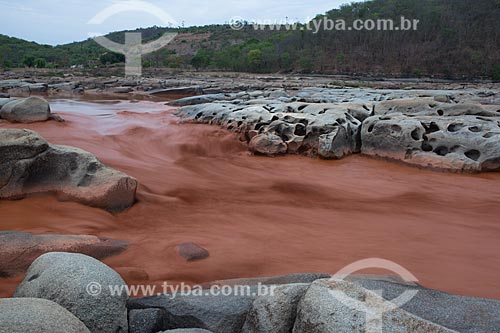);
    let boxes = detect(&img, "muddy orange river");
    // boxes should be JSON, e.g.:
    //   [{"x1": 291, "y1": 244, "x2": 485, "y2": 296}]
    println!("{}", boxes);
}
[{"x1": 1, "y1": 99, "x2": 500, "y2": 299}]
